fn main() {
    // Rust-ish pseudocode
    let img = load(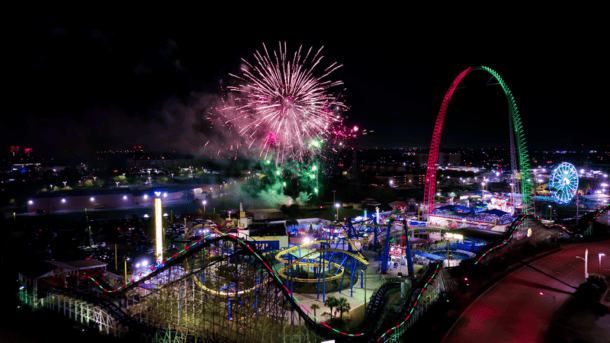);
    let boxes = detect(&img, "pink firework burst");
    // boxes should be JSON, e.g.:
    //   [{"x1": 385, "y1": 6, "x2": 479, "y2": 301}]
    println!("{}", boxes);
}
[{"x1": 226, "y1": 42, "x2": 347, "y2": 163}]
